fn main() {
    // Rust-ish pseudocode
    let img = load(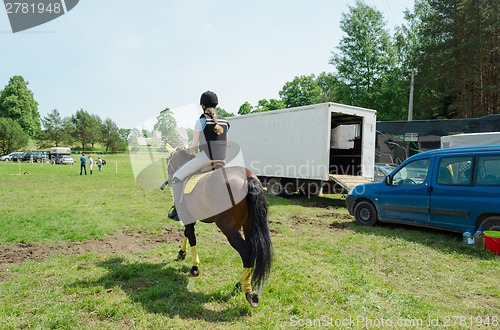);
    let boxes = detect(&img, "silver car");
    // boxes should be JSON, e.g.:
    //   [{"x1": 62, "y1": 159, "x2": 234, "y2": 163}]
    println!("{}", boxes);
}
[
  {"x1": 0, "y1": 152, "x2": 24, "y2": 161},
  {"x1": 57, "y1": 156, "x2": 75, "y2": 165}
]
